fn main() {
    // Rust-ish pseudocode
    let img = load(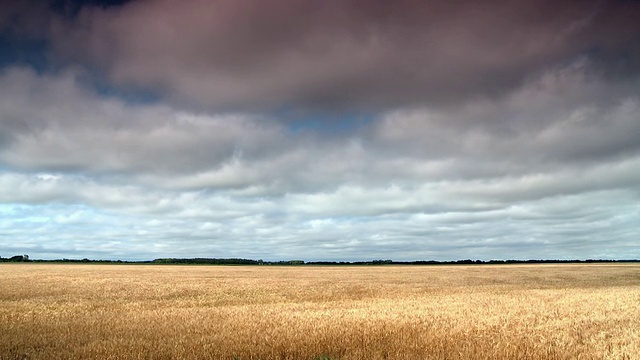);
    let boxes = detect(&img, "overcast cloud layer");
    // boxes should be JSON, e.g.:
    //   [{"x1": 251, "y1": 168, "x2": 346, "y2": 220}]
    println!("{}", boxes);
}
[{"x1": 0, "y1": 0, "x2": 639, "y2": 261}]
